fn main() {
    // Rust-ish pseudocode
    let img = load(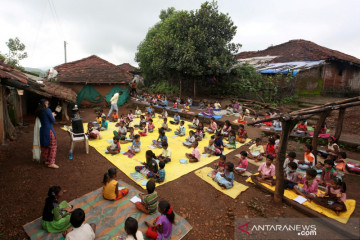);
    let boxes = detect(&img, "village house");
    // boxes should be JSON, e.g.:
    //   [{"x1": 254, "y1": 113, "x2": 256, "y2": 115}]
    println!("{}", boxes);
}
[
  {"x1": 0, "y1": 60, "x2": 76, "y2": 144},
  {"x1": 54, "y1": 55, "x2": 132, "y2": 106},
  {"x1": 236, "y1": 39, "x2": 360, "y2": 96}
]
